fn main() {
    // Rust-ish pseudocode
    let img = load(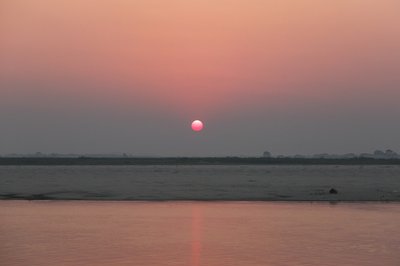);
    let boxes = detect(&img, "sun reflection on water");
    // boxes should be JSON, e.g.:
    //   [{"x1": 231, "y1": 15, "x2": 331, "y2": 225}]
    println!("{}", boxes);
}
[{"x1": 191, "y1": 205, "x2": 203, "y2": 266}]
